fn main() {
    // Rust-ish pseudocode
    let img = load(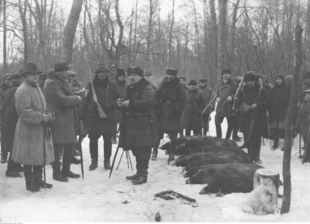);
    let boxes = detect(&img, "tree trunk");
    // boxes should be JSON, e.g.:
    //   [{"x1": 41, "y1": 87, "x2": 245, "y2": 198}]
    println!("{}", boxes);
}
[
  {"x1": 3, "y1": 0, "x2": 7, "y2": 73},
  {"x1": 63, "y1": 0, "x2": 83, "y2": 64},
  {"x1": 218, "y1": 0, "x2": 228, "y2": 83},
  {"x1": 18, "y1": 0, "x2": 29, "y2": 67},
  {"x1": 281, "y1": 24, "x2": 303, "y2": 214},
  {"x1": 169, "y1": 0, "x2": 175, "y2": 67},
  {"x1": 210, "y1": 0, "x2": 218, "y2": 86}
]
